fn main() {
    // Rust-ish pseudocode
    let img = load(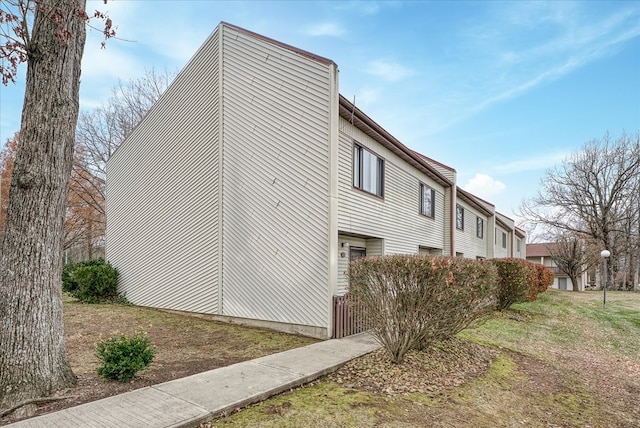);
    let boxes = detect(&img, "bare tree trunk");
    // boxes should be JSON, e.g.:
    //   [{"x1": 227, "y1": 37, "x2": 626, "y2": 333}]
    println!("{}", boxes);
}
[
  {"x1": 0, "y1": 0, "x2": 86, "y2": 417},
  {"x1": 570, "y1": 275, "x2": 580, "y2": 292},
  {"x1": 86, "y1": 219, "x2": 93, "y2": 260}
]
